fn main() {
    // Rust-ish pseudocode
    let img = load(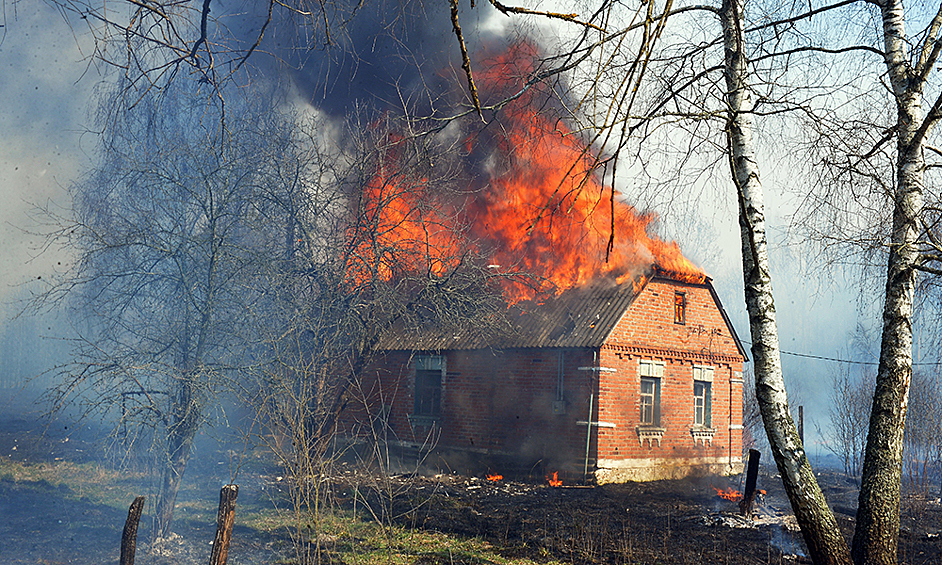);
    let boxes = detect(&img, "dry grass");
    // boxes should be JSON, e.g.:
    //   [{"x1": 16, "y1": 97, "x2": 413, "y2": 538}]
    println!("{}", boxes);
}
[
  {"x1": 236, "y1": 501, "x2": 567, "y2": 565},
  {"x1": 0, "y1": 454, "x2": 148, "y2": 508},
  {"x1": 0, "y1": 453, "x2": 561, "y2": 565}
]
